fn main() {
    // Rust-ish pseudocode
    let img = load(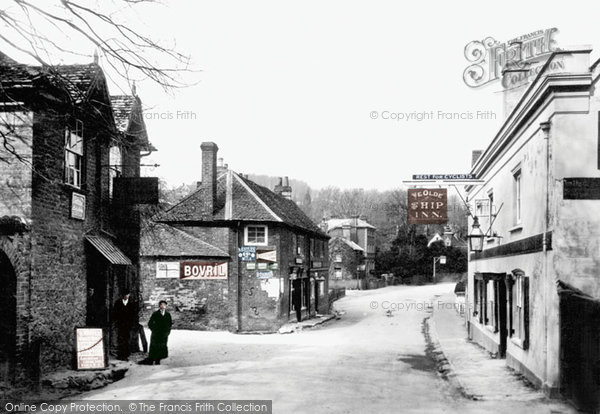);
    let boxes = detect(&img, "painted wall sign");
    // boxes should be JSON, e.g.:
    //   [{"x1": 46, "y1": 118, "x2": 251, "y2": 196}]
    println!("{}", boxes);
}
[
  {"x1": 408, "y1": 188, "x2": 447, "y2": 224},
  {"x1": 238, "y1": 246, "x2": 257, "y2": 262},
  {"x1": 463, "y1": 28, "x2": 559, "y2": 88},
  {"x1": 156, "y1": 261, "x2": 180, "y2": 278},
  {"x1": 256, "y1": 248, "x2": 276, "y2": 262},
  {"x1": 412, "y1": 174, "x2": 476, "y2": 180},
  {"x1": 75, "y1": 328, "x2": 106, "y2": 370},
  {"x1": 563, "y1": 178, "x2": 600, "y2": 200},
  {"x1": 71, "y1": 192, "x2": 86, "y2": 220},
  {"x1": 257, "y1": 270, "x2": 274, "y2": 279},
  {"x1": 180, "y1": 261, "x2": 228, "y2": 280}
]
